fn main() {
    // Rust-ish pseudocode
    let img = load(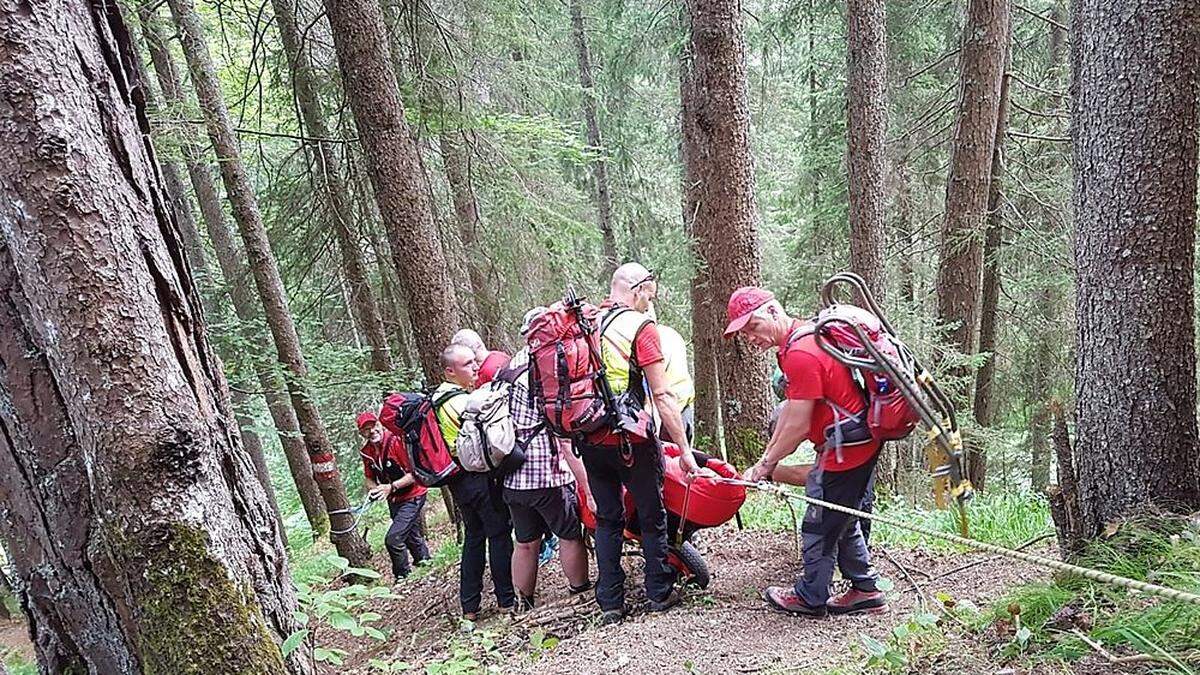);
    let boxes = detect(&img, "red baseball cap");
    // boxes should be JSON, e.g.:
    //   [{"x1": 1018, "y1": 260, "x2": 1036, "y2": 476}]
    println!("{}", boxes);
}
[
  {"x1": 723, "y1": 287, "x2": 775, "y2": 337},
  {"x1": 356, "y1": 411, "x2": 378, "y2": 430}
]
